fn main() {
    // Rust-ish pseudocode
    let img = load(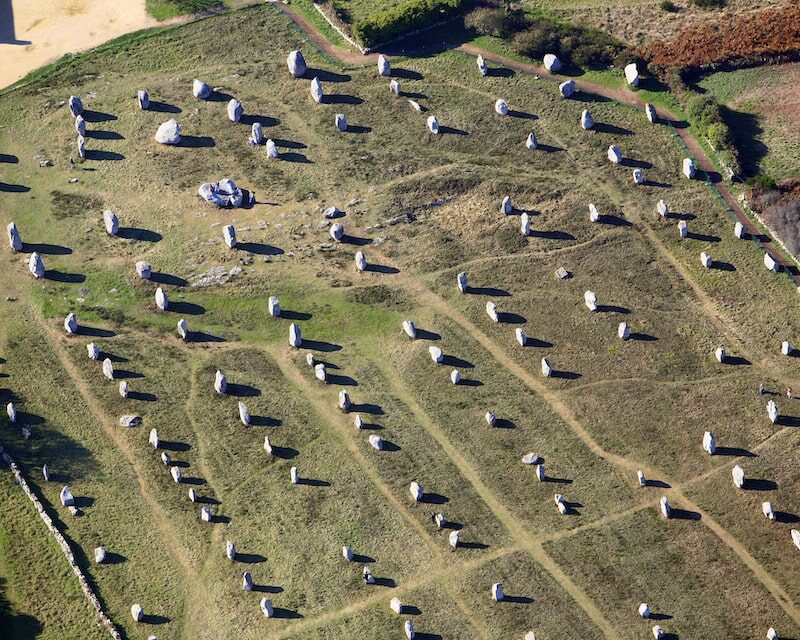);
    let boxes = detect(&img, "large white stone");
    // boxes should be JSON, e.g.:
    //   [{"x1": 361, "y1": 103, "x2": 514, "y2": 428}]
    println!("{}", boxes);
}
[
  {"x1": 287, "y1": 50, "x2": 307, "y2": 78},
  {"x1": 155, "y1": 119, "x2": 181, "y2": 145}
]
